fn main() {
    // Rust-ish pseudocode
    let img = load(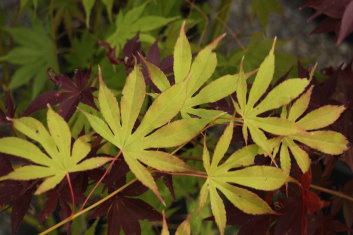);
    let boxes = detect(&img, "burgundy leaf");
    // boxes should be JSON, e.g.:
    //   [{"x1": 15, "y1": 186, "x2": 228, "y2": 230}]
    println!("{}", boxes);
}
[{"x1": 11, "y1": 191, "x2": 33, "y2": 235}]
